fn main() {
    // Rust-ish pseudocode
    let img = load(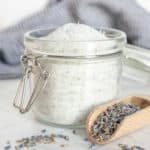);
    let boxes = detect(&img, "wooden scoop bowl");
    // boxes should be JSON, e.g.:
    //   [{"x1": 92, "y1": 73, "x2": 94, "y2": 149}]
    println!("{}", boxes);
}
[{"x1": 86, "y1": 94, "x2": 150, "y2": 144}]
